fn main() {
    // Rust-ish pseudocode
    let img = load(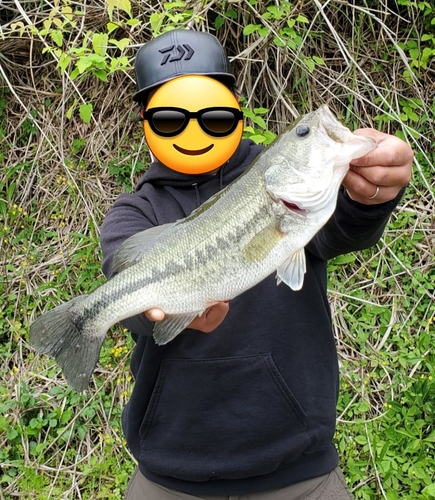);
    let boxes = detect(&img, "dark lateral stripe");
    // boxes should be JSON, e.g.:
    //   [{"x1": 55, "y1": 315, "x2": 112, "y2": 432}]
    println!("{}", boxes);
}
[{"x1": 80, "y1": 203, "x2": 272, "y2": 324}]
